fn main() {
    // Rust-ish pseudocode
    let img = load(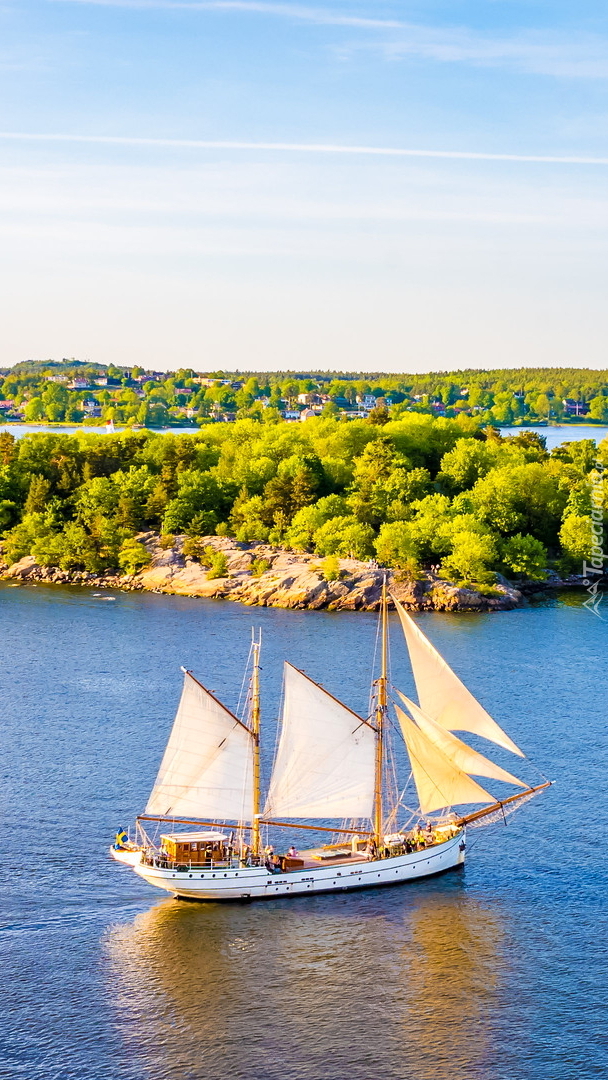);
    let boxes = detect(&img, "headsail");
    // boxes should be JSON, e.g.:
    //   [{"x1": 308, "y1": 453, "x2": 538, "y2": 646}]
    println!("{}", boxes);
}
[
  {"x1": 393, "y1": 597, "x2": 524, "y2": 757},
  {"x1": 396, "y1": 692, "x2": 527, "y2": 789},
  {"x1": 264, "y1": 663, "x2": 376, "y2": 820},
  {"x1": 395, "y1": 704, "x2": 496, "y2": 816},
  {"x1": 145, "y1": 671, "x2": 254, "y2": 821}
]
